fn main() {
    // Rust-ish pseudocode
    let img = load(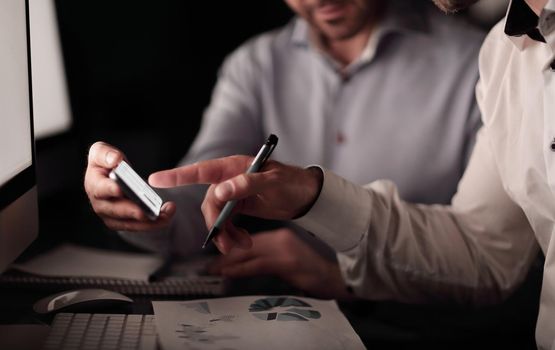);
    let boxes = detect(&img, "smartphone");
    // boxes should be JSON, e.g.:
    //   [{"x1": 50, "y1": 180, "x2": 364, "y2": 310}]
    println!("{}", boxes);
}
[{"x1": 109, "y1": 160, "x2": 164, "y2": 220}]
